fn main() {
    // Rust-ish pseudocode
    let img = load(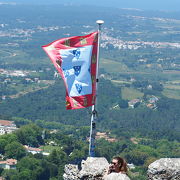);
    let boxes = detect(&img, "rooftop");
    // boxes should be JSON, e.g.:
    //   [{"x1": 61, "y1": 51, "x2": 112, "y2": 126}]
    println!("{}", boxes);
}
[
  {"x1": 0, "y1": 120, "x2": 15, "y2": 127},
  {"x1": 0, "y1": 159, "x2": 17, "y2": 165}
]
